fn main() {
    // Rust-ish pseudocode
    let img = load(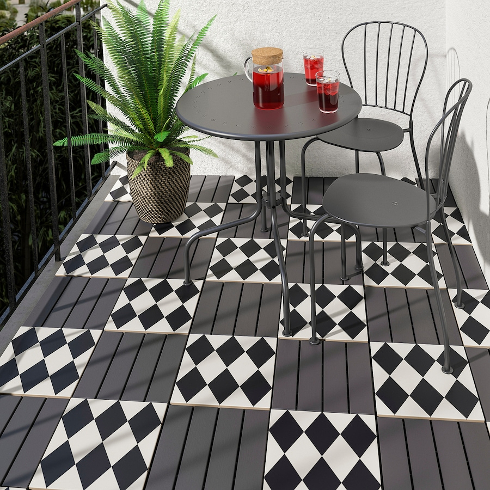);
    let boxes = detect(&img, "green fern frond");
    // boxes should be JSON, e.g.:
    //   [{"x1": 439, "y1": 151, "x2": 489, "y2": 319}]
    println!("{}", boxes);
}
[{"x1": 170, "y1": 150, "x2": 193, "y2": 165}]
